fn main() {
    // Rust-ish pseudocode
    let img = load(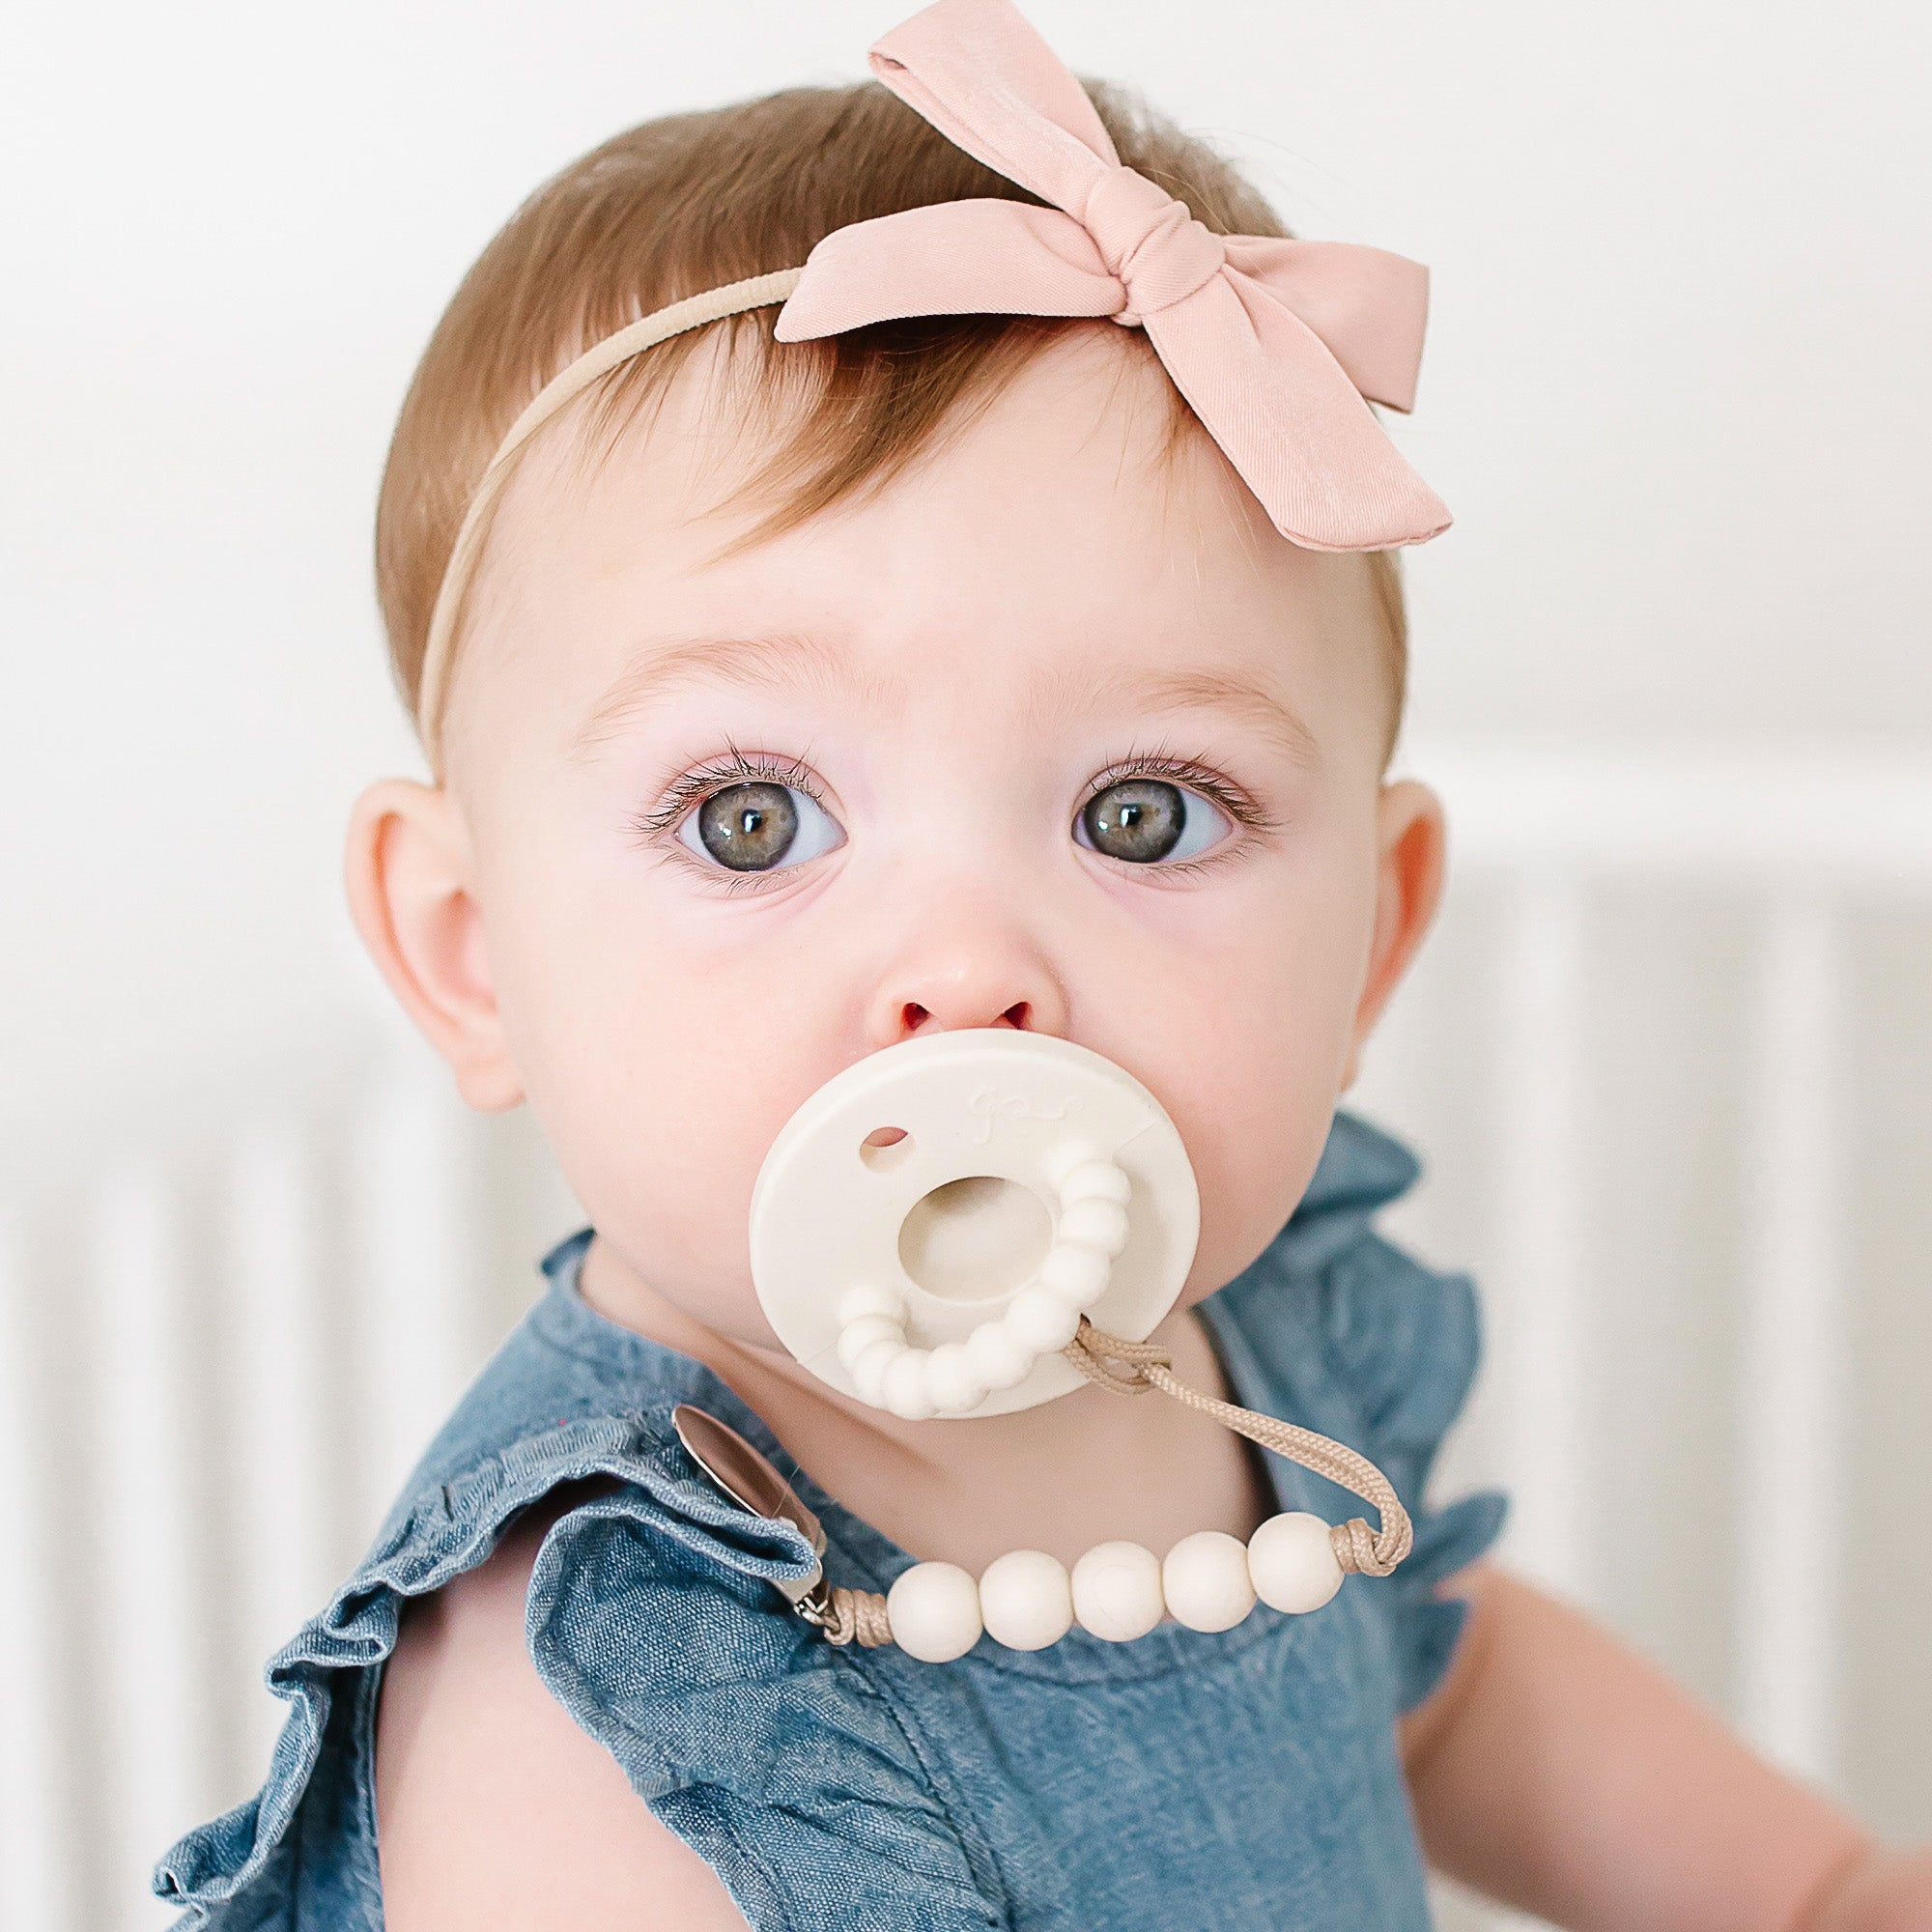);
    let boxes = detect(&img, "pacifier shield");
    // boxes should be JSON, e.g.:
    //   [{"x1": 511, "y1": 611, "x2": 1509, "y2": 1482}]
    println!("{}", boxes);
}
[{"x1": 749, "y1": 1030, "x2": 1200, "y2": 1417}]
